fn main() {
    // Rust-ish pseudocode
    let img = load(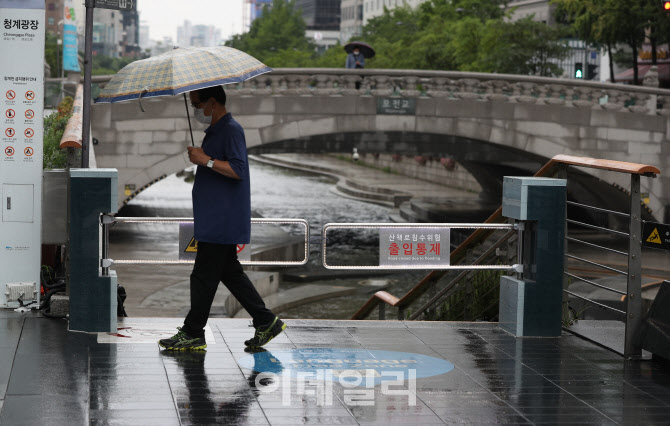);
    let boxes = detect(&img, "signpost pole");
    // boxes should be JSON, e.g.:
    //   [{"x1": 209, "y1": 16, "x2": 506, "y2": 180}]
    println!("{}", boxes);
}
[{"x1": 81, "y1": 0, "x2": 94, "y2": 168}]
